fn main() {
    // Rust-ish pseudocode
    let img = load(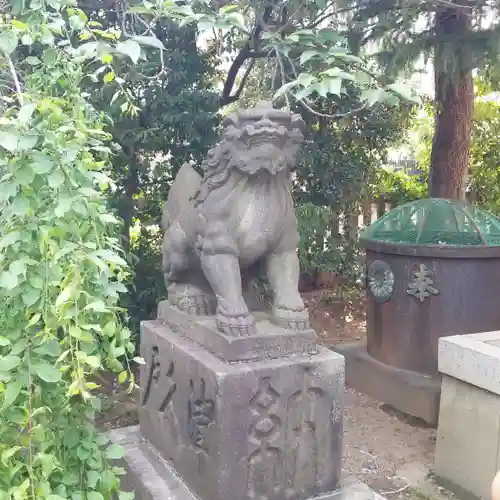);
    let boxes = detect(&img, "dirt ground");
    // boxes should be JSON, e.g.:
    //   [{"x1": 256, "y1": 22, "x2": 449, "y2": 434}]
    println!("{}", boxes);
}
[
  {"x1": 343, "y1": 388, "x2": 449, "y2": 500},
  {"x1": 98, "y1": 290, "x2": 455, "y2": 500},
  {"x1": 303, "y1": 288, "x2": 367, "y2": 345}
]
